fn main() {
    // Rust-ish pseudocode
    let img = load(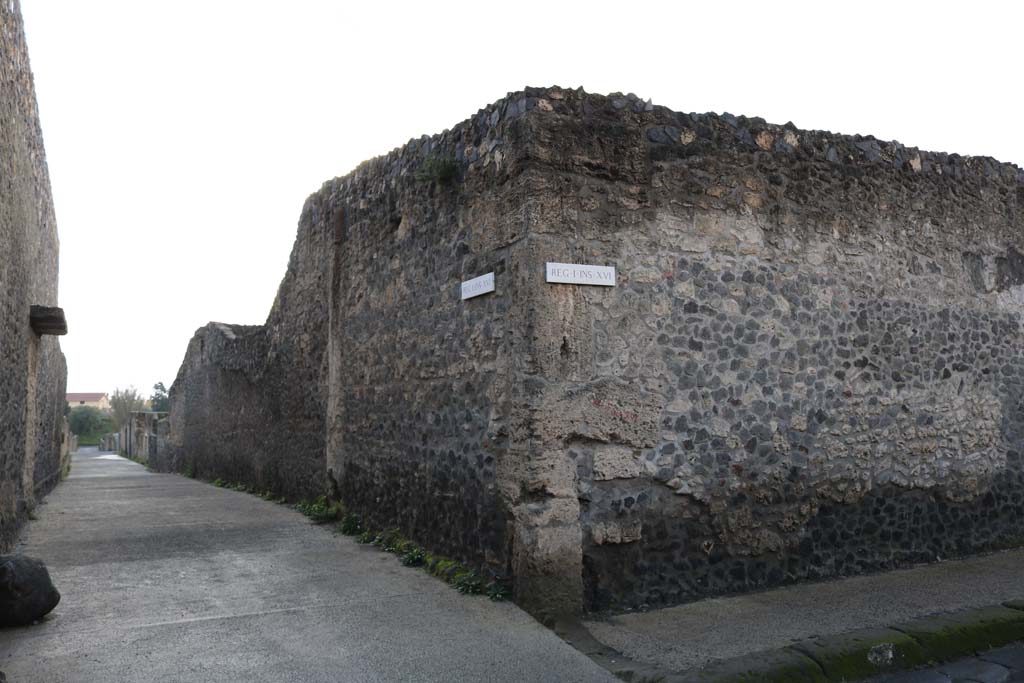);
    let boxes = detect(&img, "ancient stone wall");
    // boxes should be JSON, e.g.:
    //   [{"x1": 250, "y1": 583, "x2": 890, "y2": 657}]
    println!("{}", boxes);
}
[
  {"x1": 511, "y1": 89, "x2": 1024, "y2": 611},
  {"x1": 0, "y1": 0, "x2": 68, "y2": 551},
  {"x1": 324, "y1": 100, "x2": 538, "y2": 576},
  {"x1": 171, "y1": 85, "x2": 1024, "y2": 615},
  {"x1": 120, "y1": 412, "x2": 168, "y2": 465},
  {"x1": 165, "y1": 193, "x2": 331, "y2": 500}
]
